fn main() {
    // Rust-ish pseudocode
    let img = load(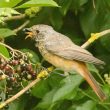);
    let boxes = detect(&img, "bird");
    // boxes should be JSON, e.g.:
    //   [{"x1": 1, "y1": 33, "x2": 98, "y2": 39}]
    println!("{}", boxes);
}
[{"x1": 23, "y1": 24, "x2": 106, "y2": 101}]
